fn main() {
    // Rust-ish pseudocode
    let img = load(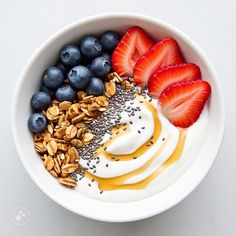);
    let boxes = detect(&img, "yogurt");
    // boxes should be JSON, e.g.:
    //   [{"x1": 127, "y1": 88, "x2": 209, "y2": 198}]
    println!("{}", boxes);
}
[{"x1": 76, "y1": 95, "x2": 208, "y2": 202}]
